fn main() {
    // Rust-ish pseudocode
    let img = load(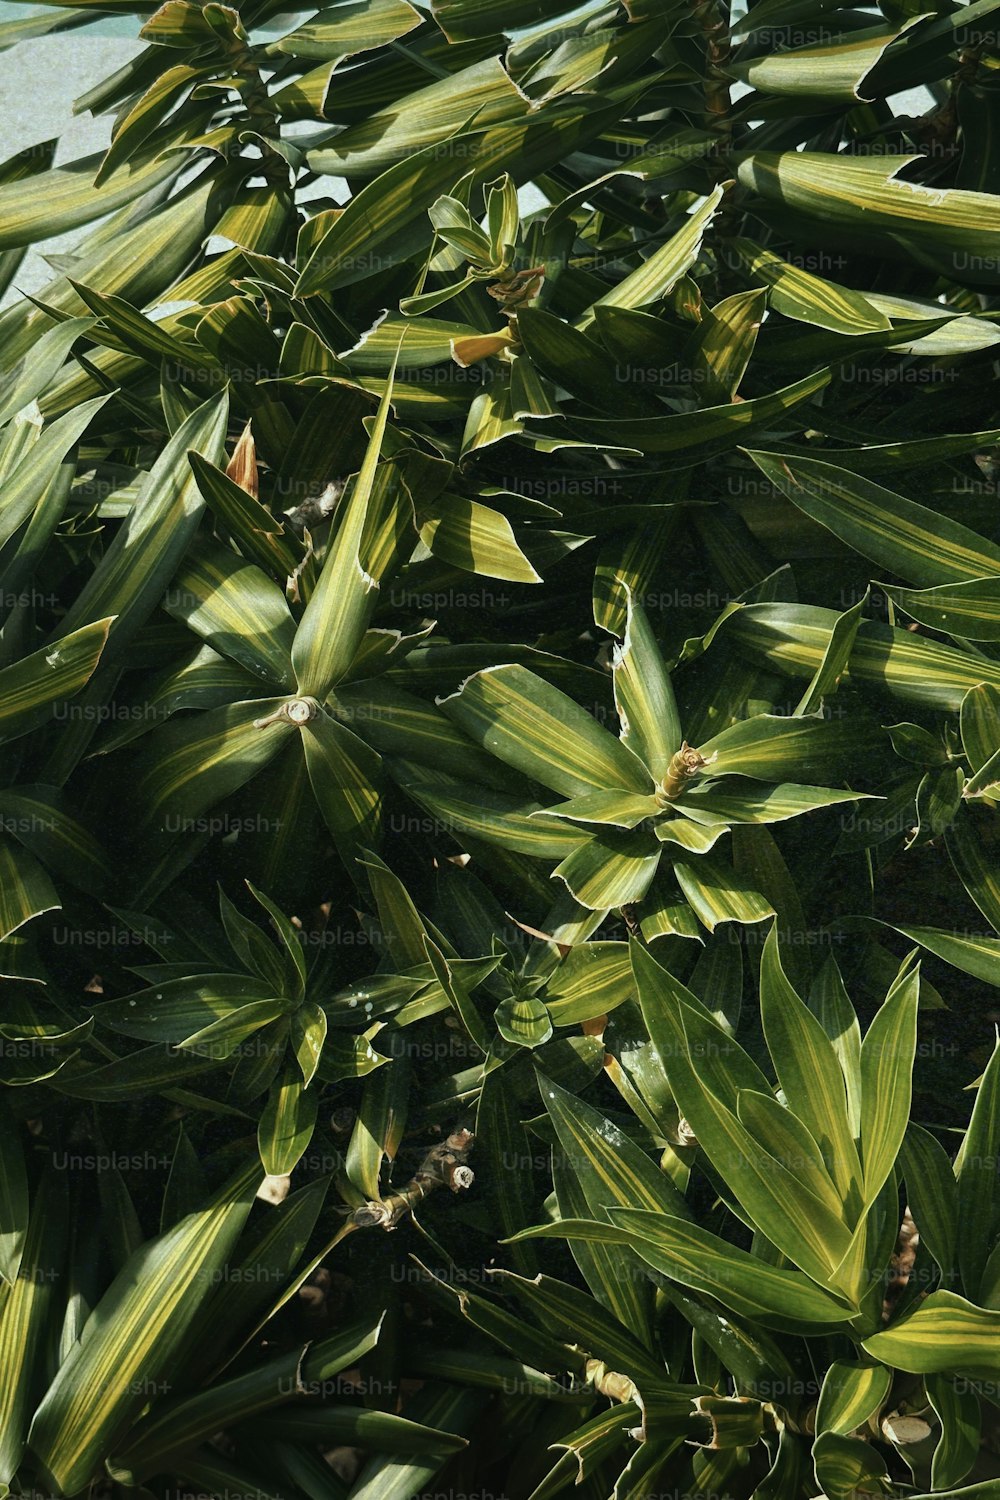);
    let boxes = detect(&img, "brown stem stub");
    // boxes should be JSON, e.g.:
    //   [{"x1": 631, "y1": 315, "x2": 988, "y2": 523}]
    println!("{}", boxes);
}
[
  {"x1": 656, "y1": 743, "x2": 716, "y2": 803},
  {"x1": 350, "y1": 1126, "x2": 475, "y2": 1231},
  {"x1": 254, "y1": 697, "x2": 321, "y2": 730}
]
